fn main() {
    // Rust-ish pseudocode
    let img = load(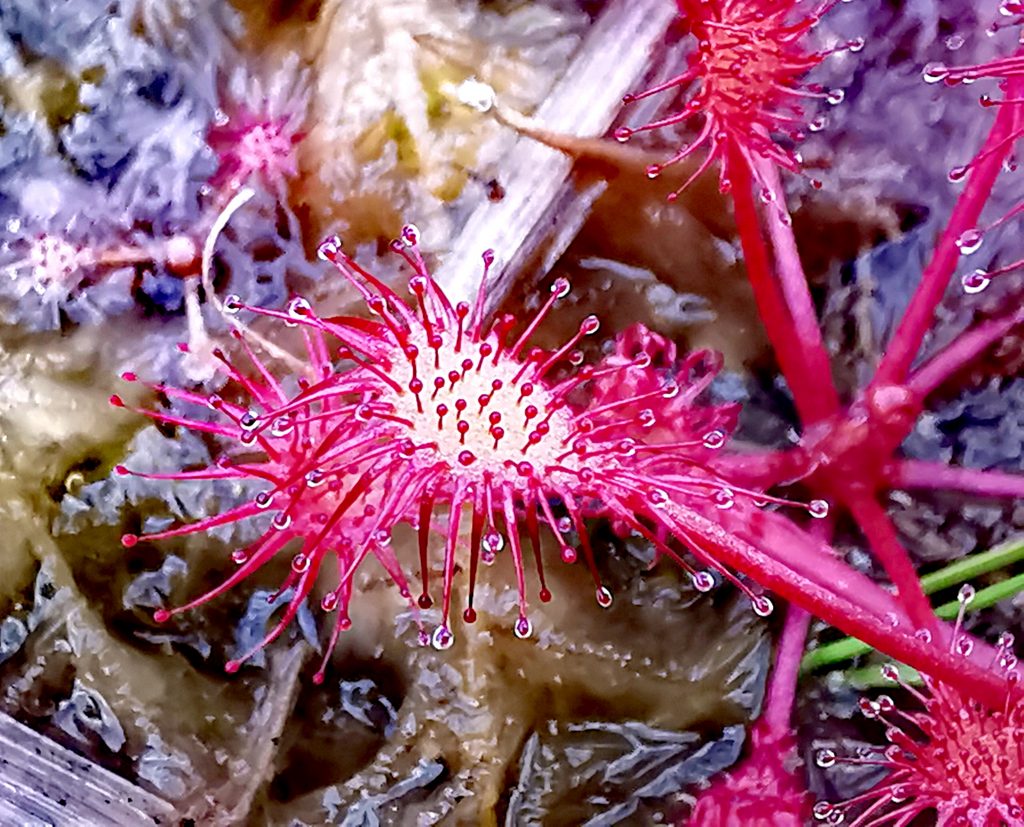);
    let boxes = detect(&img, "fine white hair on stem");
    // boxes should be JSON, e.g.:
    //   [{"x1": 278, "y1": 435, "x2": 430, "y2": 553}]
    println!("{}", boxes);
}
[{"x1": 185, "y1": 186, "x2": 304, "y2": 376}]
